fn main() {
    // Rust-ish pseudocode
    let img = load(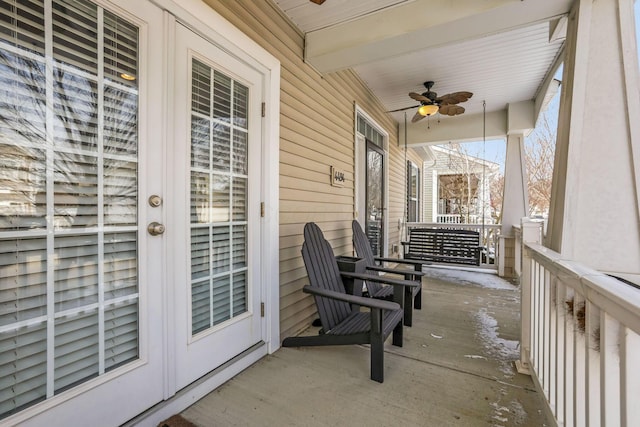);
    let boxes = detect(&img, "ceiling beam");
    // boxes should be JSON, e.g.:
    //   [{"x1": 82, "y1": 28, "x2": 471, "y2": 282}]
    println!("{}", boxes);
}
[
  {"x1": 305, "y1": 0, "x2": 572, "y2": 73},
  {"x1": 399, "y1": 110, "x2": 508, "y2": 147}
]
